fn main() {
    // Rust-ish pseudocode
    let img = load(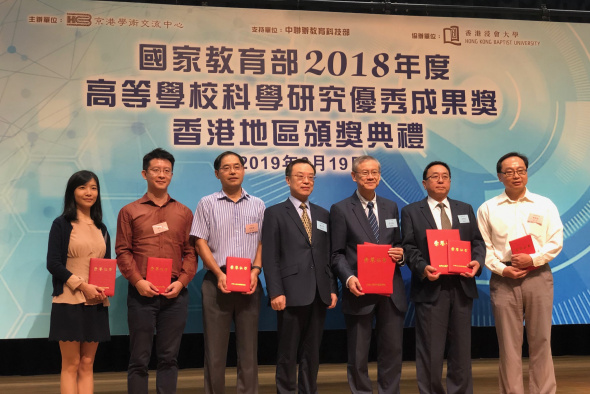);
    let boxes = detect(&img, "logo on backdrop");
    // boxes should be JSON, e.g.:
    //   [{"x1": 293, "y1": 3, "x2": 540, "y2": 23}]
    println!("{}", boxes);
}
[
  {"x1": 66, "y1": 13, "x2": 92, "y2": 27},
  {"x1": 443, "y1": 26, "x2": 461, "y2": 45}
]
